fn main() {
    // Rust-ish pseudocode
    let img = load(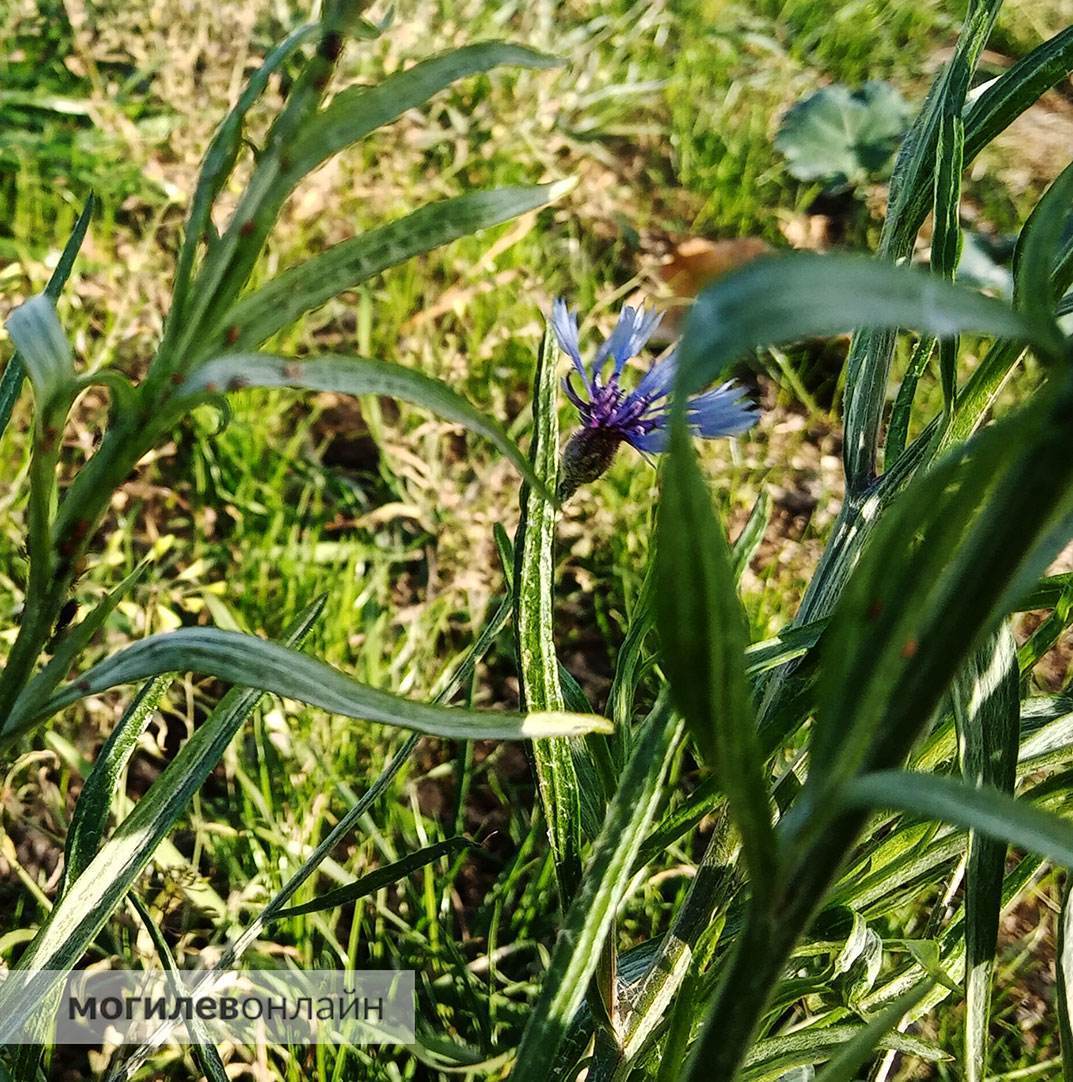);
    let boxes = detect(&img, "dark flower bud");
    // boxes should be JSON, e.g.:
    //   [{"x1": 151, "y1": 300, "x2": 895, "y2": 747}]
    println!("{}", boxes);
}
[{"x1": 559, "y1": 427, "x2": 622, "y2": 500}]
